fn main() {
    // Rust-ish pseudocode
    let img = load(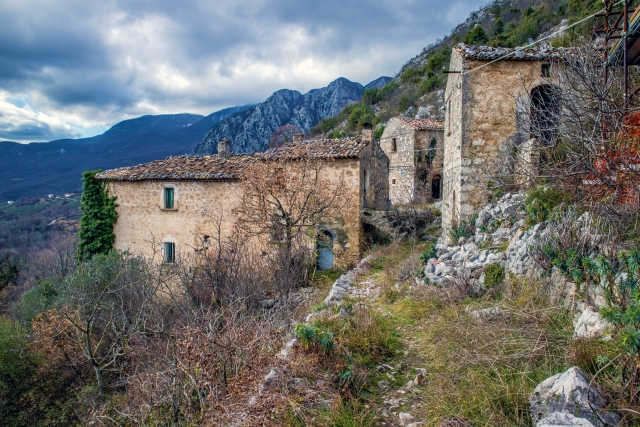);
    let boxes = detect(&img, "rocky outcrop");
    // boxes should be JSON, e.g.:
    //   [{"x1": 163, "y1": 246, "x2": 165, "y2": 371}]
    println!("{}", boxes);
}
[
  {"x1": 364, "y1": 76, "x2": 393, "y2": 90},
  {"x1": 530, "y1": 367, "x2": 620, "y2": 427},
  {"x1": 194, "y1": 76, "x2": 388, "y2": 155}
]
